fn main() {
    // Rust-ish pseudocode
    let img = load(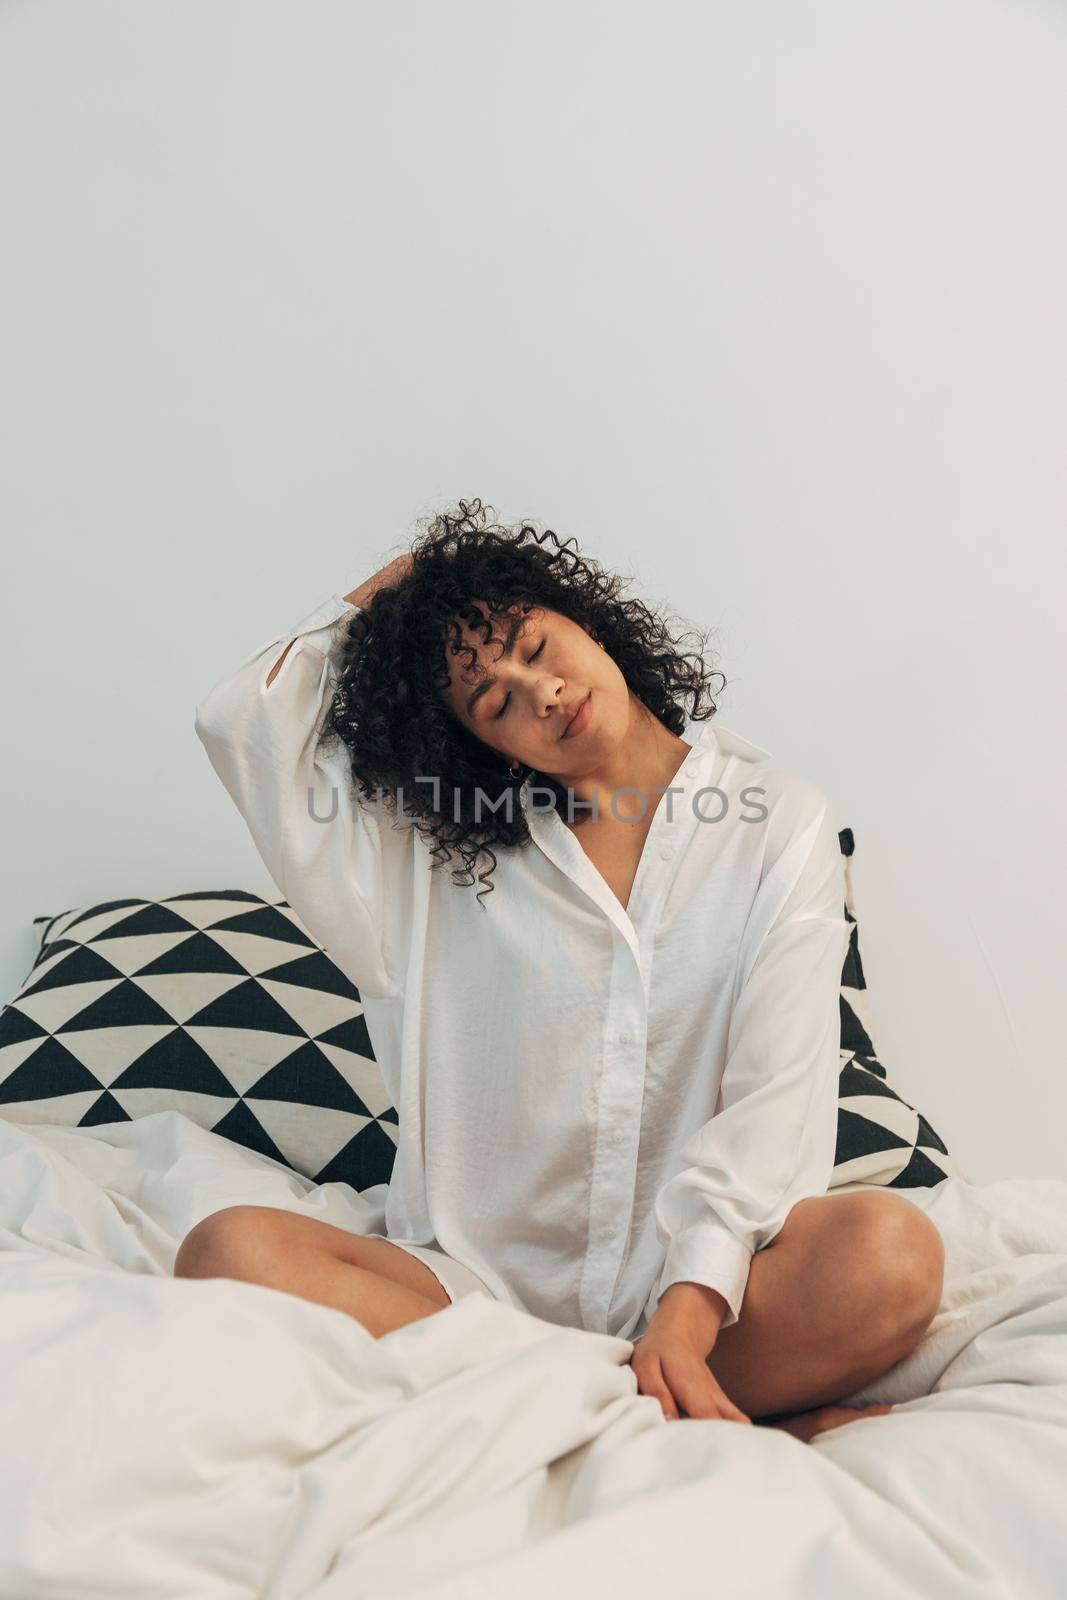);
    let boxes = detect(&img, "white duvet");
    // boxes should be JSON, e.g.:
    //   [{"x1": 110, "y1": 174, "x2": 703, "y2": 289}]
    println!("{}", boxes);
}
[{"x1": 1, "y1": 1110, "x2": 1064, "y2": 1599}]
